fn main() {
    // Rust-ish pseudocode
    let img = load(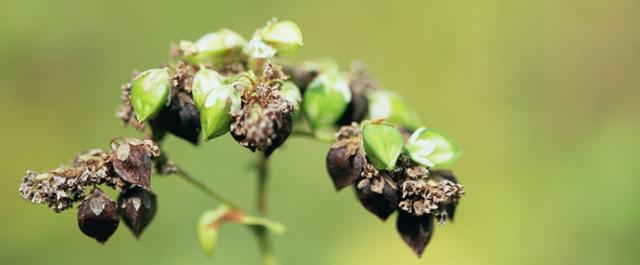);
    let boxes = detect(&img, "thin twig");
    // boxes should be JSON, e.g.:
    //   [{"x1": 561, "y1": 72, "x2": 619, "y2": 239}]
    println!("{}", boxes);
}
[
  {"x1": 174, "y1": 166, "x2": 243, "y2": 210},
  {"x1": 254, "y1": 153, "x2": 278, "y2": 265}
]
